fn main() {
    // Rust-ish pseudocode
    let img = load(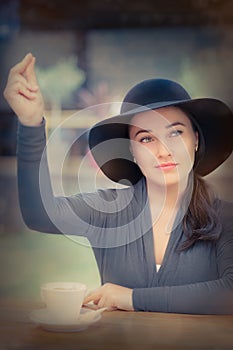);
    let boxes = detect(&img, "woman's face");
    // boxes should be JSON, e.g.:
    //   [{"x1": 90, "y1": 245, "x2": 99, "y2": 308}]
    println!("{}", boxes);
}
[{"x1": 129, "y1": 106, "x2": 198, "y2": 187}]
